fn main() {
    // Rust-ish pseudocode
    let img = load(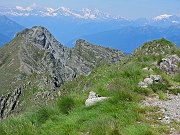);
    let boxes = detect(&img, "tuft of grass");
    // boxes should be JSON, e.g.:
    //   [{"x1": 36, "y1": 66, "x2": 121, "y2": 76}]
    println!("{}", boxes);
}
[
  {"x1": 173, "y1": 73, "x2": 180, "y2": 82},
  {"x1": 28, "y1": 106, "x2": 57, "y2": 126},
  {"x1": 133, "y1": 86, "x2": 153, "y2": 96},
  {"x1": 57, "y1": 96, "x2": 75, "y2": 115},
  {"x1": 126, "y1": 125, "x2": 158, "y2": 135},
  {"x1": 149, "y1": 83, "x2": 168, "y2": 93},
  {"x1": 157, "y1": 91, "x2": 168, "y2": 100}
]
